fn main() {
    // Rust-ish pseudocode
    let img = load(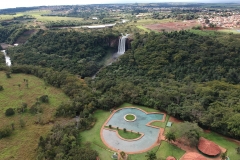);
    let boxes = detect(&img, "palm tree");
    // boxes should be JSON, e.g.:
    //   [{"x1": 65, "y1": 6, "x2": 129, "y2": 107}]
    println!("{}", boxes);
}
[
  {"x1": 221, "y1": 150, "x2": 227, "y2": 160},
  {"x1": 145, "y1": 151, "x2": 157, "y2": 160},
  {"x1": 165, "y1": 131, "x2": 176, "y2": 143}
]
